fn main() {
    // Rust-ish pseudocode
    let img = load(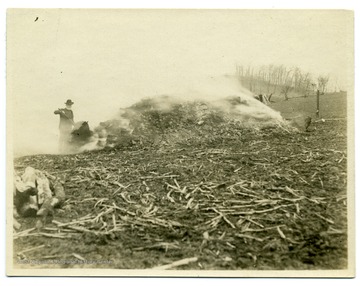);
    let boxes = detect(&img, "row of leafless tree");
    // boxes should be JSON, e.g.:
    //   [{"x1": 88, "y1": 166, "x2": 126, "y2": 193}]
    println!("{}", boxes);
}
[{"x1": 236, "y1": 64, "x2": 330, "y2": 100}]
